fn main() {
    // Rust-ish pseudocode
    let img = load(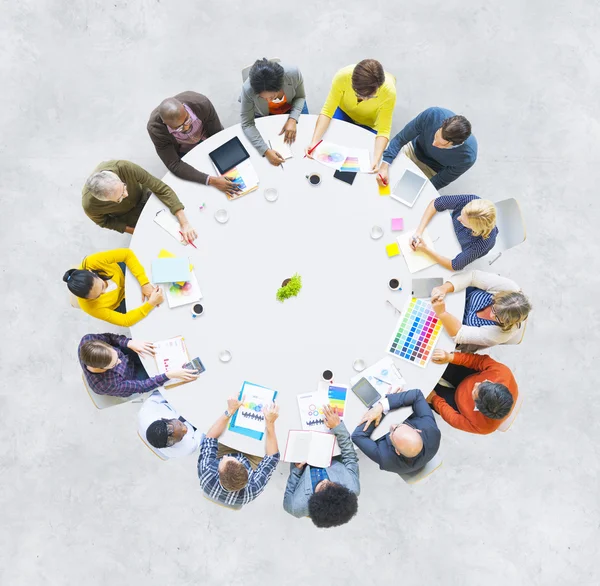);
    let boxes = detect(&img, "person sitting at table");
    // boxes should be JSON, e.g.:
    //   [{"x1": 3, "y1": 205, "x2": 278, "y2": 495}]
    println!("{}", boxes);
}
[
  {"x1": 147, "y1": 92, "x2": 239, "y2": 198},
  {"x1": 428, "y1": 350, "x2": 517, "y2": 435},
  {"x1": 197, "y1": 399, "x2": 280, "y2": 509},
  {"x1": 241, "y1": 59, "x2": 308, "y2": 167},
  {"x1": 140, "y1": 391, "x2": 201, "y2": 458},
  {"x1": 351, "y1": 388, "x2": 440, "y2": 476},
  {"x1": 430, "y1": 270, "x2": 532, "y2": 353},
  {"x1": 82, "y1": 159, "x2": 197, "y2": 242},
  {"x1": 410, "y1": 194, "x2": 498, "y2": 271},
  {"x1": 377, "y1": 107, "x2": 477, "y2": 191},
  {"x1": 79, "y1": 333, "x2": 198, "y2": 397},
  {"x1": 283, "y1": 405, "x2": 359, "y2": 527},
  {"x1": 306, "y1": 59, "x2": 397, "y2": 172},
  {"x1": 63, "y1": 248, "x2": 163, "y2": 327}
]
